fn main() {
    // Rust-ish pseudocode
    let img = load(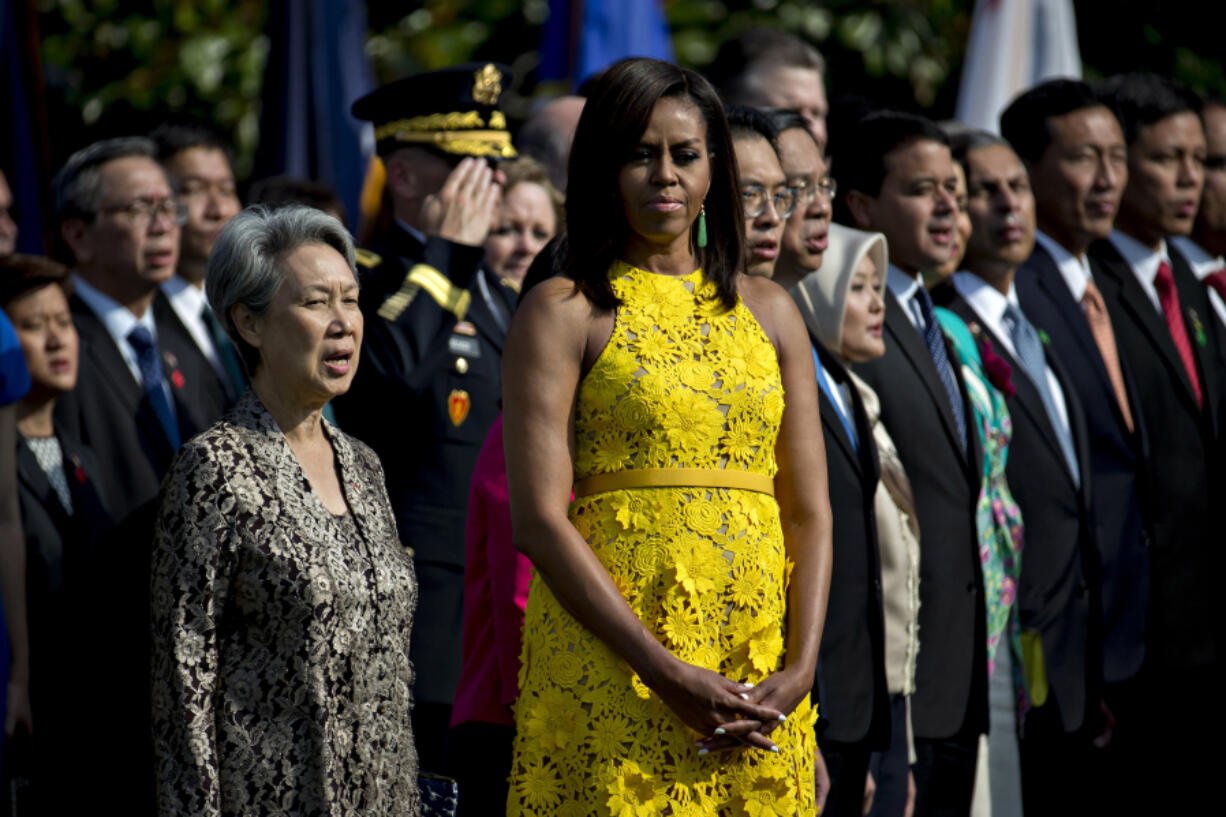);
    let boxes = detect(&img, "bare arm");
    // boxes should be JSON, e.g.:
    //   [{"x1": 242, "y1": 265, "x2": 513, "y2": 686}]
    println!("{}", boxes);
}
[
  {"x1": 0, "y1": 403, "x2": 31, "y2": 736},
  {"x1": 502, "y1": 280, "x2": 784, "y2": 740}
]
